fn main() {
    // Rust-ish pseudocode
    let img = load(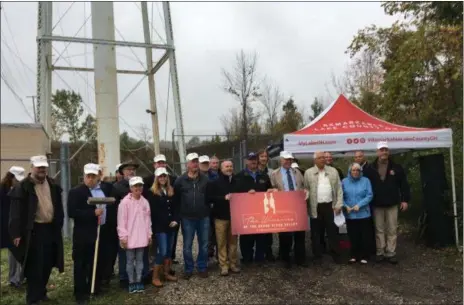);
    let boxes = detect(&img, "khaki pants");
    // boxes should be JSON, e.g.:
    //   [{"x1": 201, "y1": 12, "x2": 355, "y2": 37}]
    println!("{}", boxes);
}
[
  {"x1": 215, "y1": 219, "x2": 238, "y2": 271},
  {"x1": 373, "y1": 205, "x2": 398, "y2": 257}
]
